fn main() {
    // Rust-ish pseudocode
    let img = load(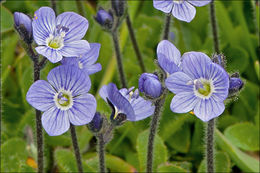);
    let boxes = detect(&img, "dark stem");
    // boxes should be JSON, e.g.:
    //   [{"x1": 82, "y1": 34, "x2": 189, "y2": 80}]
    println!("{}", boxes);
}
[
  {"x1": 75, "y1": 0, "x2": 85, "y2": 17},
  {"x1": 206, "y1": 119, "x2": 215, "y2": 173},
  {"x1": 97, "y1": 134, "x2": 106, "y2": 173},
  {"x1": 125, "y1": 14, "x2": 146, "y2": 73},
  {"x1": 163, "y1": 14, "x2": 171, "y2": 40},
  {"x1": 147, "y1": 92, "x2": 167, "y2": 173},
  {"x1": 111, "y1": 22, "x2": 128, "y2": 88},
  {"x1": 210, "y1": 0, "x2": 220, "y2": 54},
  {"x1": 33, "y1": 58, "x2": 44, "y2": 173},
  {"x1": 103, "y1": 124, "x2": 114, "y2": 144},
  {"x1": 50, "y1": 0, "x2": 57, "y2": 14},
  {"x1": 39, "y1": 57, "x2": 48, "y2": 70},
  {"x1": 70, "y1": 125, "x2": 83, "y2": 173}
]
